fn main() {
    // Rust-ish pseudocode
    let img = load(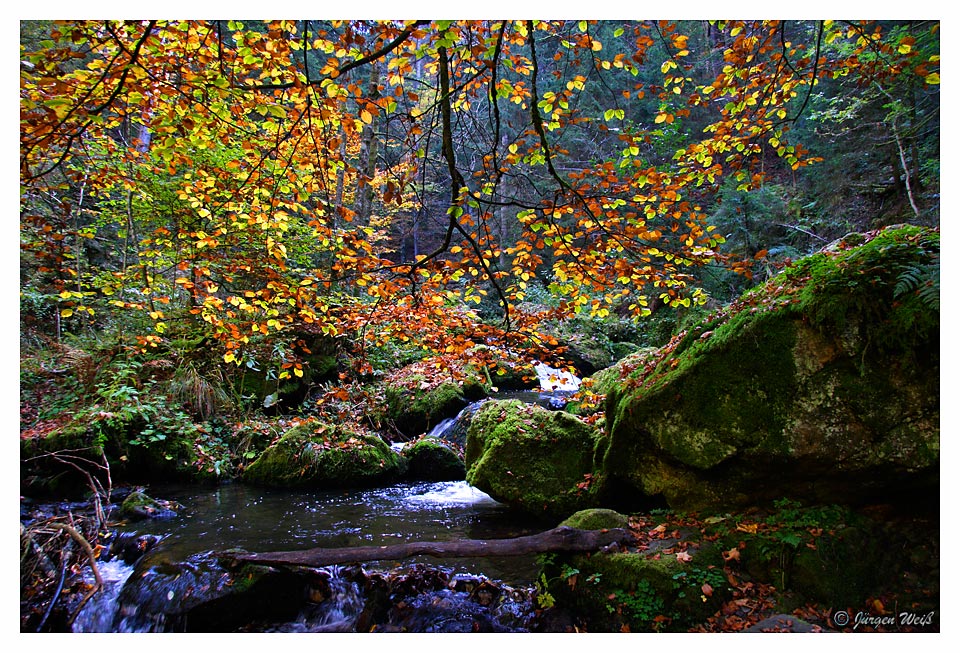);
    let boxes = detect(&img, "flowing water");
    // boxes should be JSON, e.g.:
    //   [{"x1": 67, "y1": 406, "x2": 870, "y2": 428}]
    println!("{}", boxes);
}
[
  {"x1": 71, "y1": 480, "x2": 553, "y2": 632},
  {"x1": 71, "y1": 374, "x2": 580, "y2": 633}
]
